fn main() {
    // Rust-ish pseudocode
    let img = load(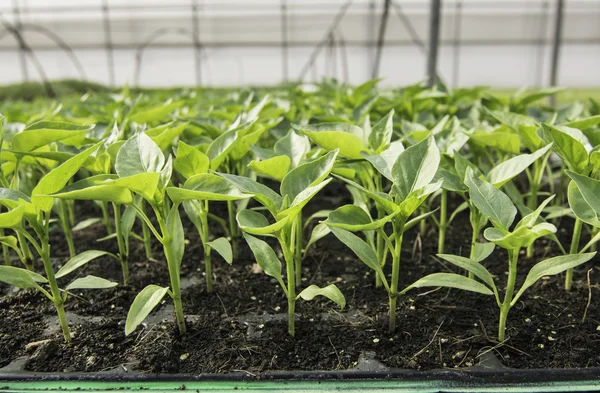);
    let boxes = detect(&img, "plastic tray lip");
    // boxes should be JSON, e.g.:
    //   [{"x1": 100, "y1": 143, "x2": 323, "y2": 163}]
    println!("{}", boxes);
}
[{"x1": 2, "y1": 366, "x2": 600, "y2": 383}]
